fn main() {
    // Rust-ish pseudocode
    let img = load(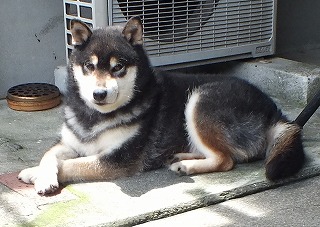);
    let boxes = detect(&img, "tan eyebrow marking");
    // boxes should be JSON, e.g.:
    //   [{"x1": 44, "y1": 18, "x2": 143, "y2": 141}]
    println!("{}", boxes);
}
[
  {"x1": 110, "y1": 57, "x2": 118, "y2": 68},
  {"x1": 90, "y1": 55, "x2": 98, "y2": 65}
]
